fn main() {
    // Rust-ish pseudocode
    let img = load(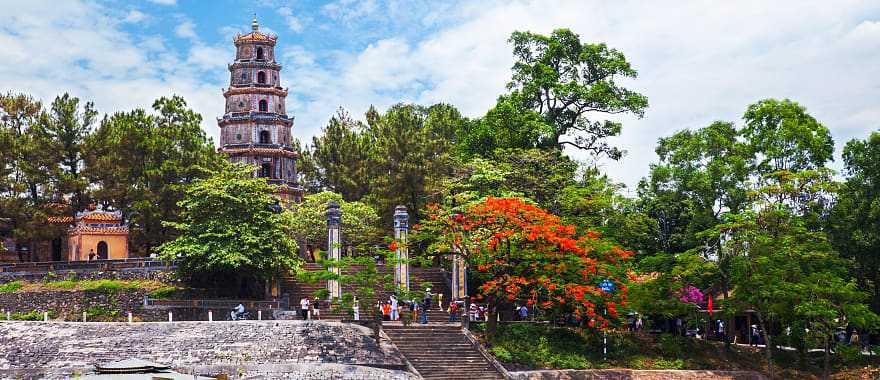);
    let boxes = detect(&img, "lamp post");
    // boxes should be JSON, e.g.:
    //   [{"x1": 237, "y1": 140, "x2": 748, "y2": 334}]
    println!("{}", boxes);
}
[{"x1": 599, "y1": 279, "x2": 616, "y2": 361}]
